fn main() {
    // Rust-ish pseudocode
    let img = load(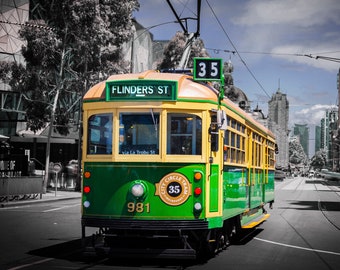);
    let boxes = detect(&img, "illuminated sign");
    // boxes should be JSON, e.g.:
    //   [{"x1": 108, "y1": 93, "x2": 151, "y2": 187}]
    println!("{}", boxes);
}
[
  {"x1": 193, "y1": 57, "x2": 223, "y2": 81},
  {"x1": 106, "y1": 80, "x2": 177, "y2": 101}
]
